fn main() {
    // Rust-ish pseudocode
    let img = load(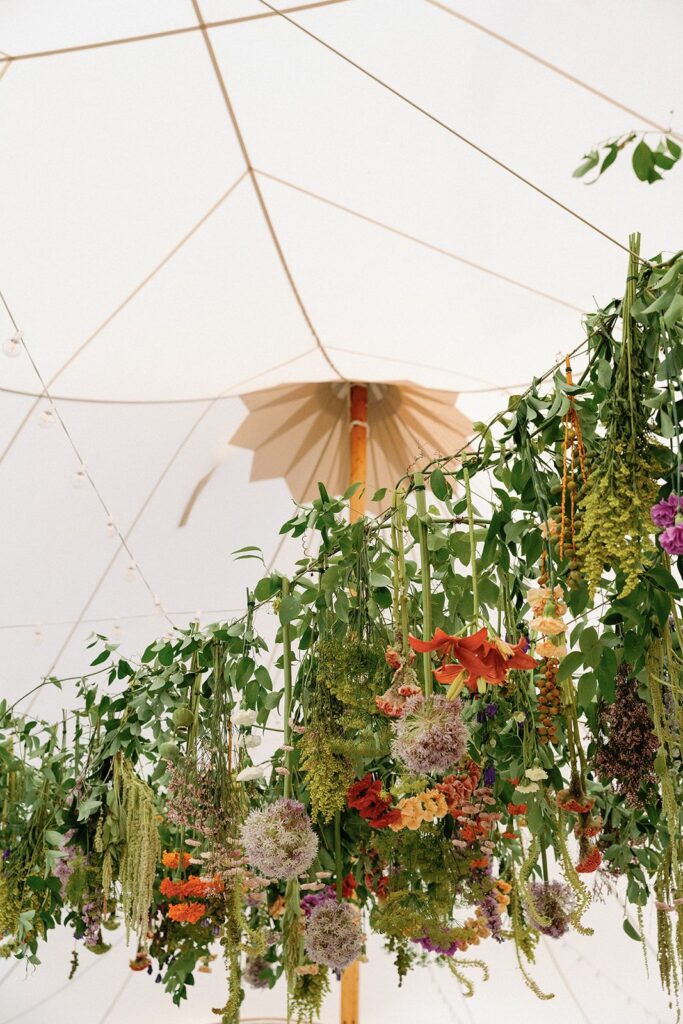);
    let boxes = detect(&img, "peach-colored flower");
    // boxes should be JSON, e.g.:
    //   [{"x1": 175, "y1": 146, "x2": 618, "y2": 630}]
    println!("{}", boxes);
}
[
  {"x1": 535, "y1": 638, "x2": 567, "y2": 659},
  {"x1": 530, "y1": 616, "x2": 567, "y2": 636}
]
